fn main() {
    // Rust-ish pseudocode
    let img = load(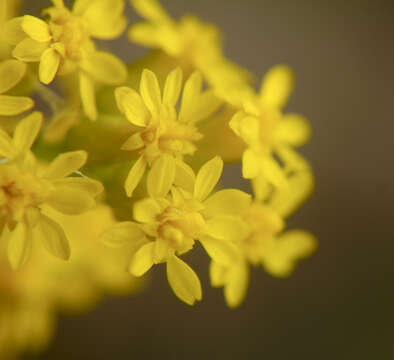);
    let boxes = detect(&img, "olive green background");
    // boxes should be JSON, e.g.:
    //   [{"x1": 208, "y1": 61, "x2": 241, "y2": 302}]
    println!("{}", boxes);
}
[{"x1": 25, "y1": 0, "x2": 394, "y2": 359}]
